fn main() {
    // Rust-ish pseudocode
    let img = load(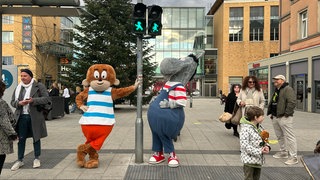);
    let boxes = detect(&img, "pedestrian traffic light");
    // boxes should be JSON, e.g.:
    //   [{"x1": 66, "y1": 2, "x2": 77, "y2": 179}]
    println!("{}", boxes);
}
[
  {"x1": 148, "y1": 5, "x2": 163, "y2": 36},
  {"x1": 132, "y1": 3, "x2": 147, "y2": 35}
]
